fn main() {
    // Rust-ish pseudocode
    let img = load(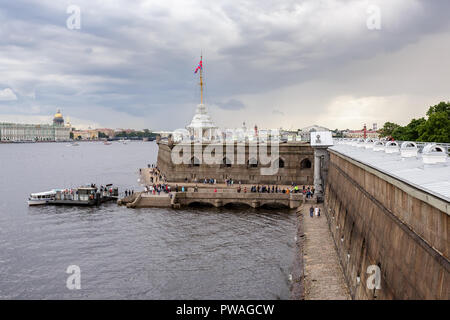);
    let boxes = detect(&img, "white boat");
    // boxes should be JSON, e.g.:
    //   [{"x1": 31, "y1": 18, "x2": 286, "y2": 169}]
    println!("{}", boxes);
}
[
  {"x1": 66, "y1": 142, "x2": 79, "y2": 147},
  {"x1": 28, "y1": 190, "x2": 57, "y2": 206},
  {"x1": 118, "y1": 139, "x2": 128, "y2": 144},
  {"x1": 27, "y1": 186, "x2": 119, "y2": 207}
]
